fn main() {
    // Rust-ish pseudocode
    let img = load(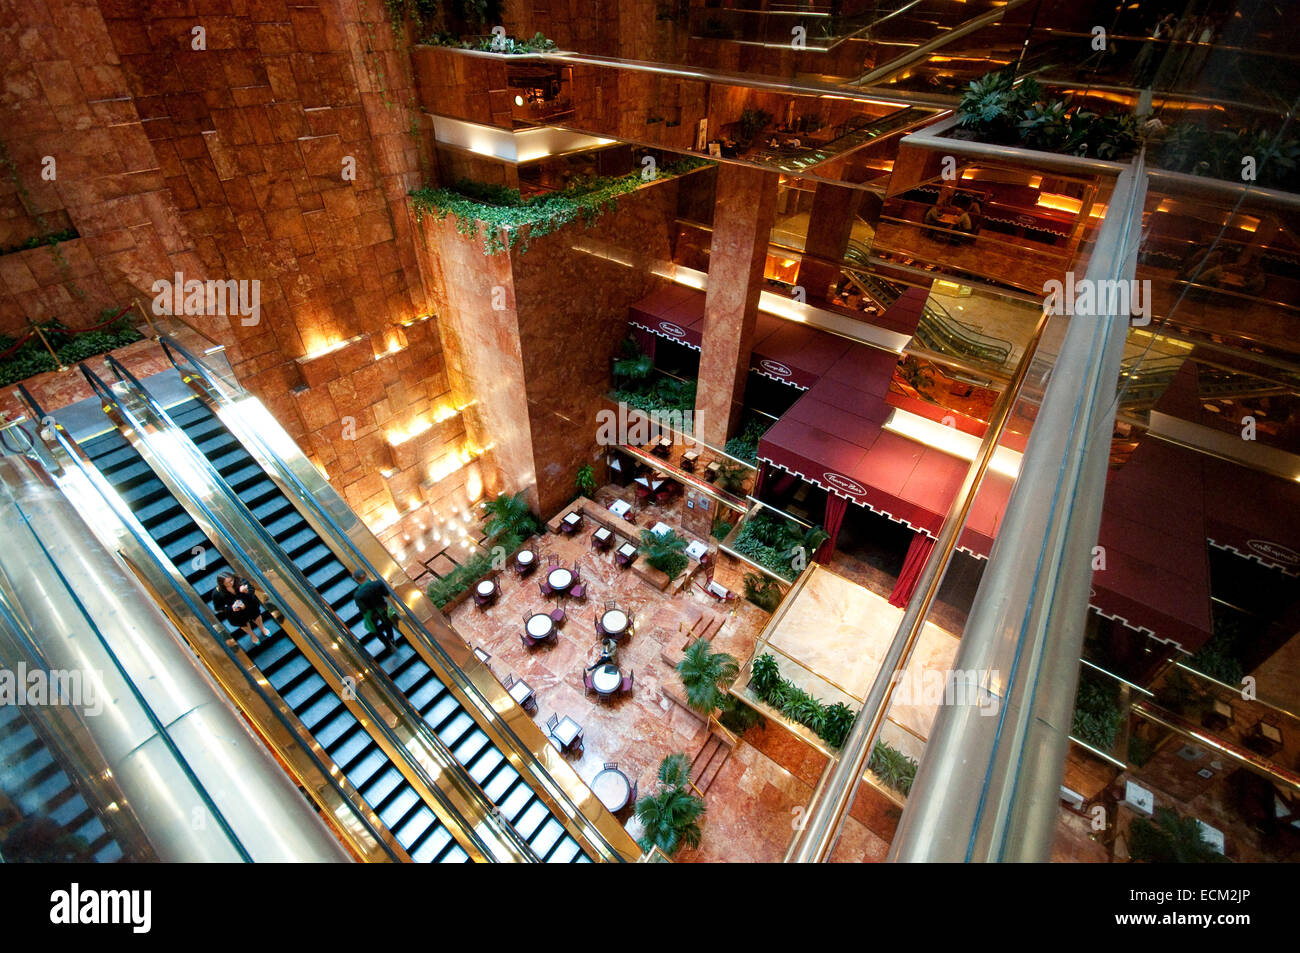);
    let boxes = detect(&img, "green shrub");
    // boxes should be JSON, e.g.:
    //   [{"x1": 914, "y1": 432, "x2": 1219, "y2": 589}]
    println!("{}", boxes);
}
[
  {"x1": 723, "y1": 416, "x2": 769, "y2": 465},
  {"x1": 425, "y1": 532, "x2": 521, "y2": 608},
  {"x1": 732, "y1": 511, "x2": 804, "y2": 580},
  {"x1": 480, "y1": 491, "x2": 539, "y2": 541},
  {"x1": 745, "y1": 653, "x2": 916, "y2": 796},
  {"x1": 742, "y1": 572, "x2": 782, "y2": 612},
  {"x1": 0, "y1": 312, "x2": 142, "y2": 388},
  {"x1": 1071, "y1": 669, "x2": 1123, "y2": 751},
  {"x1": 710, "y1": 521, "x2": 732, "y2": 541}
]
